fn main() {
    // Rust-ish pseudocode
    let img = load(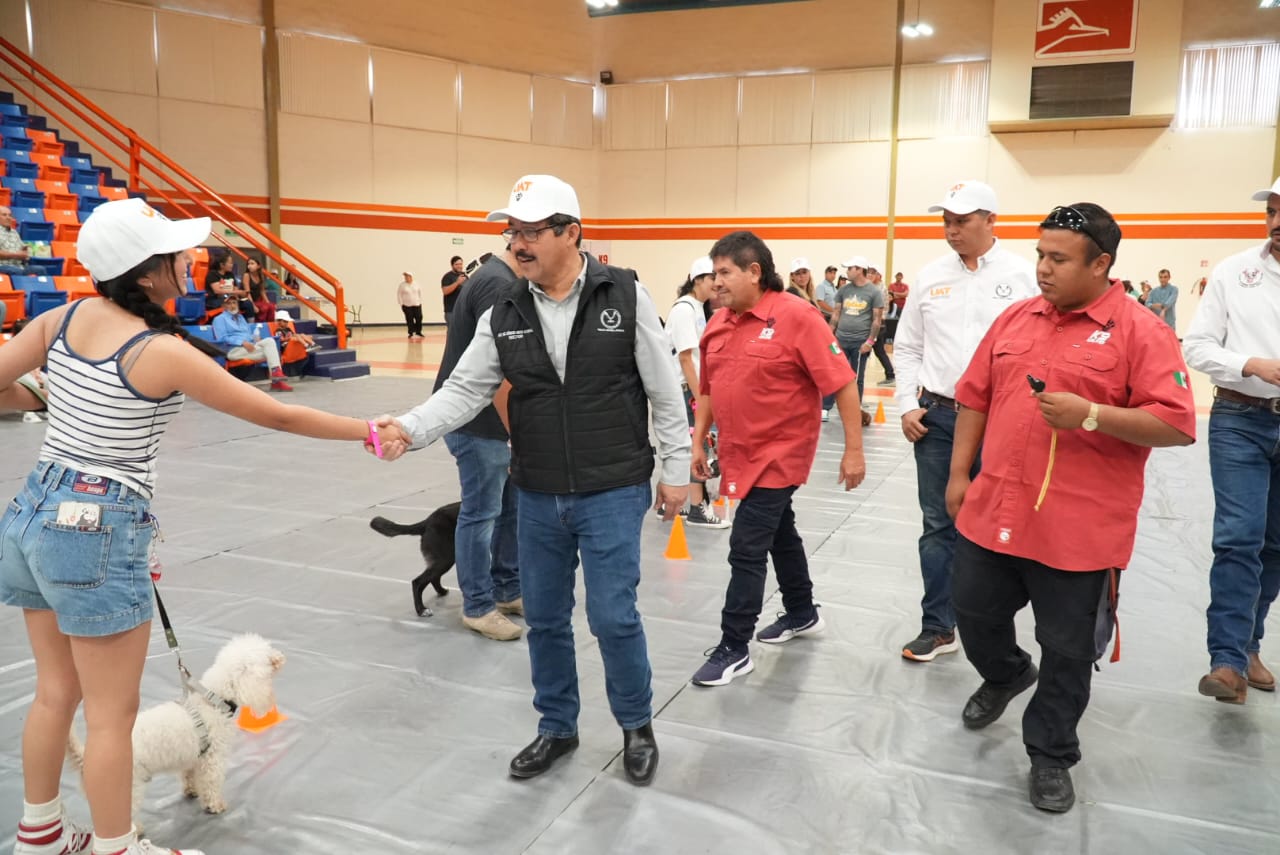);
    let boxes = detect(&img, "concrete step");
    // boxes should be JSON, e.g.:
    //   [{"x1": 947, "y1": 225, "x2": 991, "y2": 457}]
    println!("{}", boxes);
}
[{"x1": 312, "y1": 361, "x2": 371, "y2": 380}]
